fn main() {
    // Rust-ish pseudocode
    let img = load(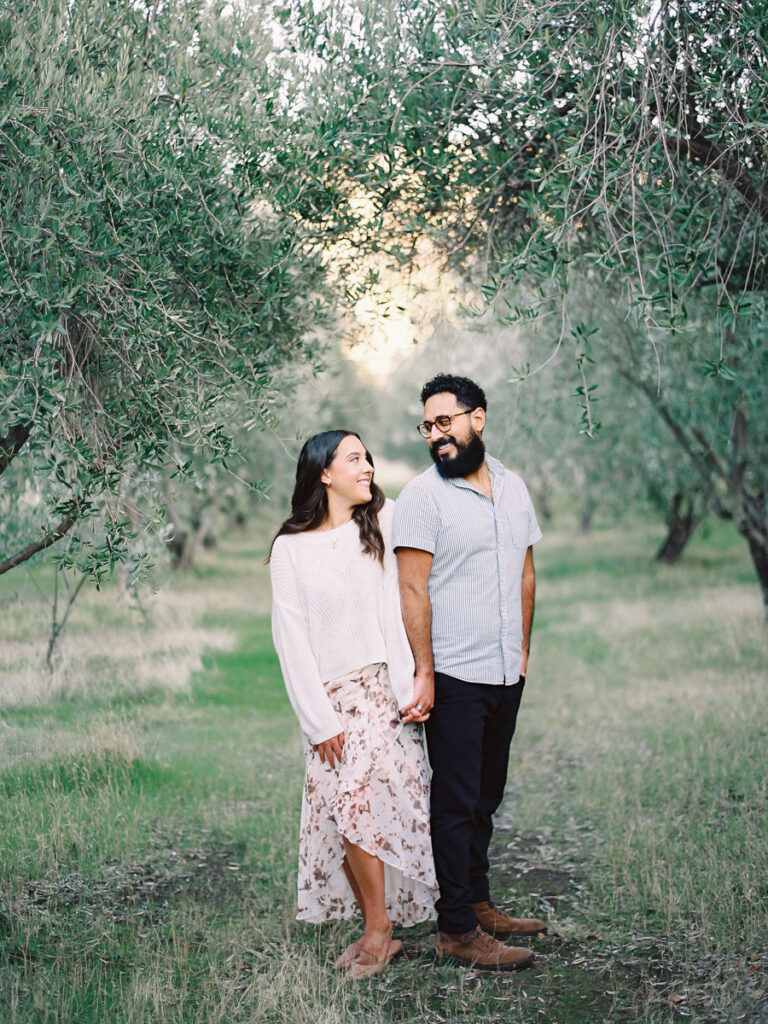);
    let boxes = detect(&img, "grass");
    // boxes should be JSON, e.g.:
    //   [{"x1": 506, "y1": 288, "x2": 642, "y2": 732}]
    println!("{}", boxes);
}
[{"x1": 0, "y1": 515, "x2": 766, "y2": 1023}]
